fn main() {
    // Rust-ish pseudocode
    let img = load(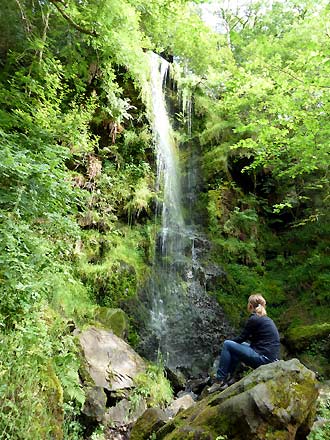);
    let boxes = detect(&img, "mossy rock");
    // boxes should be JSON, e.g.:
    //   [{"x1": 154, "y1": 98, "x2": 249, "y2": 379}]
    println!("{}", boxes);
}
[
  {"x1": 130, "y1": 408, "x2": 168, "y2": 440},
  {"x1": 93, "y1": 307, "x2": 129, "y2": 339},
  {"x1": 286, "y1": 323, "x2": 330, "y2": 351},
  {"x1": 299, "y1": 352, "x2": 330, "y2": 379},
  {"x1": 39, "y1": 361, "x2": 64, "y2": 440},
  {"x1": 136, "y1": 359, "x2": 318, "y2": 440}
]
